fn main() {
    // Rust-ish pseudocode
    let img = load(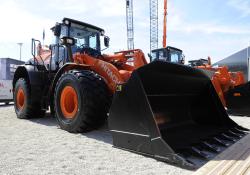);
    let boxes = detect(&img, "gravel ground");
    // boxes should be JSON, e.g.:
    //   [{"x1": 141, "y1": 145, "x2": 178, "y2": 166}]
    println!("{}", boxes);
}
[{"x1": 0, "y1": 104, "x2": 249, "y2": 175}]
